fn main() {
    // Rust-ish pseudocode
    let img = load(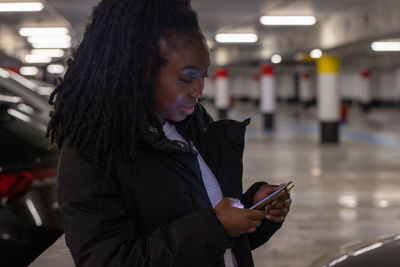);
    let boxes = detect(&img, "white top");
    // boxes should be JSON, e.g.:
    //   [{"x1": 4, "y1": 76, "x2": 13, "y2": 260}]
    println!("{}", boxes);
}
[{"x1": 162, "y1": 121, "x2": 238, "y2": 267}]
